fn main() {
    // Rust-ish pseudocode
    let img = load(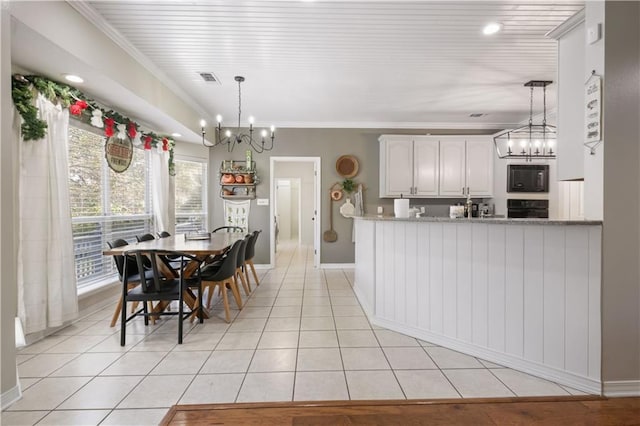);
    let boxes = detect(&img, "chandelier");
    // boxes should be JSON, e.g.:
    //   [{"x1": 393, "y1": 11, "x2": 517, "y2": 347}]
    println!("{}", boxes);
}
[
  {"x1": 493, "y1": 80, "x2": 556, "y2": 161},
  {"x1": 201, "y1": 76, "x2": 275, "y2": 153}
]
